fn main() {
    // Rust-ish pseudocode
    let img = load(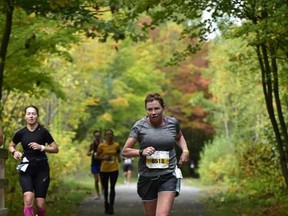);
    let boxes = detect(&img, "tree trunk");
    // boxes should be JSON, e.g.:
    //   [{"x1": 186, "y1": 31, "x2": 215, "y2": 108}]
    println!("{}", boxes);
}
[
  {"x1": 0, "y1": 1, "x2": 14, "y2": 112},
  {"x1": 256, "y1": 43, "x2": 288, "y2": 189}
]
